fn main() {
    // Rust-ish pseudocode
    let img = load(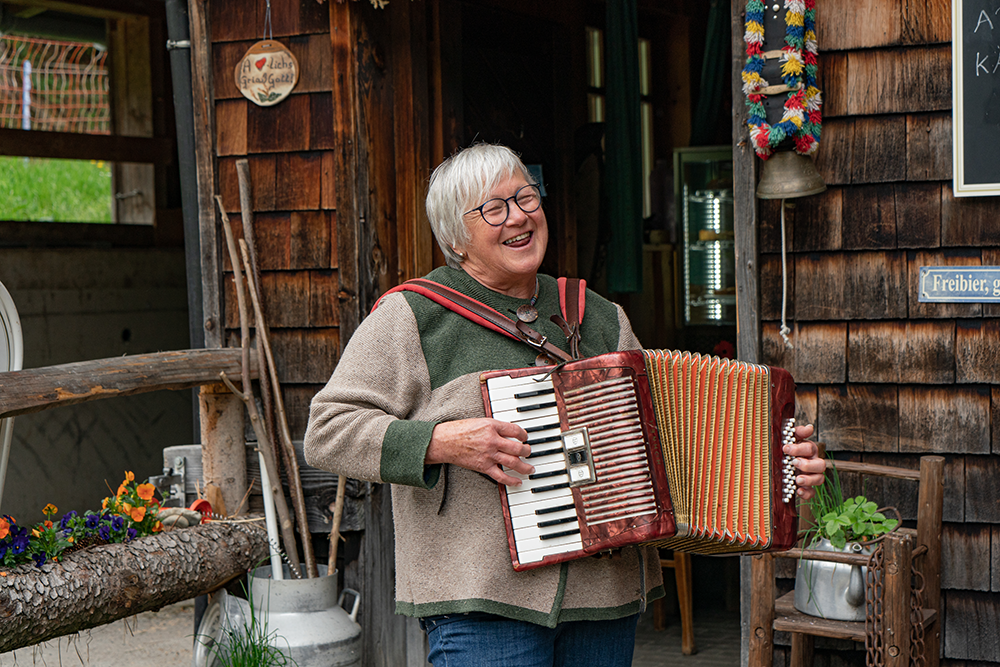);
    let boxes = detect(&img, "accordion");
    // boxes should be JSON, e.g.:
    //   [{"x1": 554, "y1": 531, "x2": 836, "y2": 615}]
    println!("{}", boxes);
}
[{"x1": 480, "y1": 349, "x2": 799, "y2": 571}]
